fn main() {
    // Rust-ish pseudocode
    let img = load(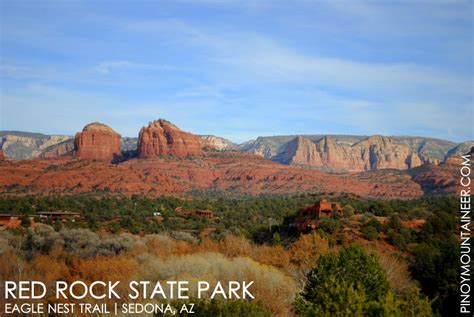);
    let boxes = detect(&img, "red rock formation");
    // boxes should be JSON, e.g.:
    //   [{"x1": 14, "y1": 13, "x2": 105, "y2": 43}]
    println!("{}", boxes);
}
[
  {"x1": 74, "y1": 122, "x2": 121, "y2": 161},
  {"x1": 276, "y1": 136, "x2": 321, "y2": 166},
  {"x1": 138, "y1": 119, "x2": 203, "y2": 158},
  {"x1": 0, "y1": 150, "x2": 4, "y2": 161},
  {"x1": 0, "y1": 151, "x2": 435, "y2": 199},
  {"x1": 444, "y1": 146, "x2": 474, "y2": 166}
]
